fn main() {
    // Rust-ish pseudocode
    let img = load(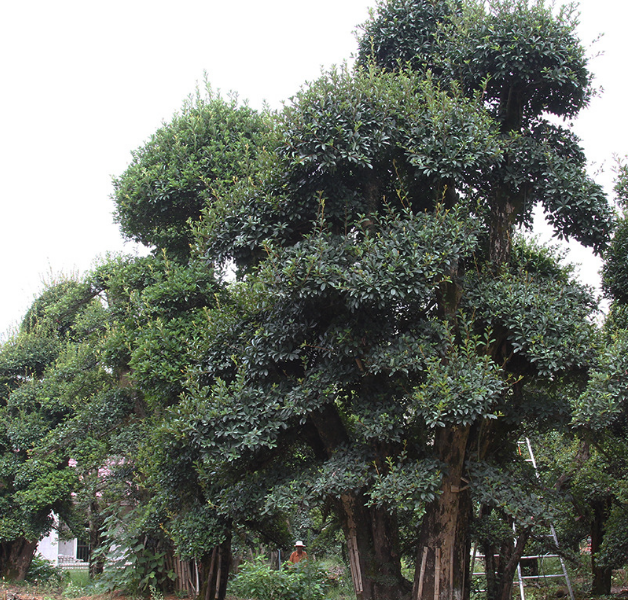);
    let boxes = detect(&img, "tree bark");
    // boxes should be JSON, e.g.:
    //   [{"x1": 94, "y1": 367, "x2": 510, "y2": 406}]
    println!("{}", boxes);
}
[
  {"x1": 413, "y1": 425, "x2": 471, "y2": 600},
  {"x1": 485, "y1": 530, "x2": 530, "y2": 600},
  {"x1": 197, "y1": 533, "x2": 232, "y2": 600},
  {"x1": 489, "y1": 191, "x2": 519, "y2": 269},
  {"x1": 310, "y1": 404, "x2": 411, "y2": 600},
  {"x1": 590, "y1": 499, "x2": 613, "y2": 596},
  {"x1": 338, "y1": 492, "x2": 411, "y2": 600},
  {"x1": 0, "y1": 538, "x2": 38, "y2": 581}
]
